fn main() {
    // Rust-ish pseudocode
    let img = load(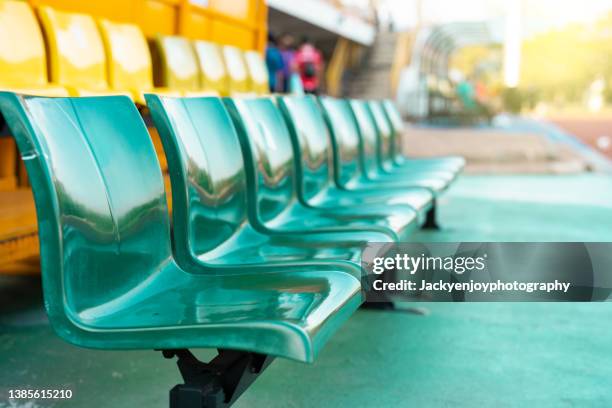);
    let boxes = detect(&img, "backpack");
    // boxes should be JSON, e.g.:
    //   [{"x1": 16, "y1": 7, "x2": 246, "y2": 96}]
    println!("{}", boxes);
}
[{"x1": 302, "y1": 61, "x2": 316, "y2": 79}]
